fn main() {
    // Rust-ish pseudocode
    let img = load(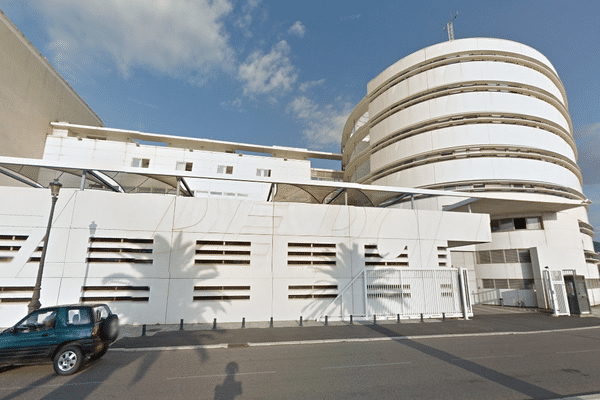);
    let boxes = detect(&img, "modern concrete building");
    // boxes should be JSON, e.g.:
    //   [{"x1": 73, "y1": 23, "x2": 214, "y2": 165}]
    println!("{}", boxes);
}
[
  {"x1": 0, "y1": 10, "x2": 596, "y2": 327},
  {"x1": 342, "y1": 37, "x2": 599, "y2": 310}
]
